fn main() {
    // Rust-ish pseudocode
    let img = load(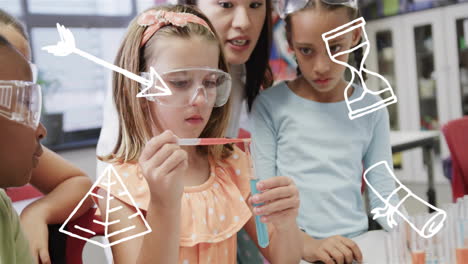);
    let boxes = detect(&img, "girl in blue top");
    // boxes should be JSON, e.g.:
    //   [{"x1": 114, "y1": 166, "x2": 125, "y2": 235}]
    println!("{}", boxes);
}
[{"x1": 251, "y1": 1, "x2": 403, "y2": 263}]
